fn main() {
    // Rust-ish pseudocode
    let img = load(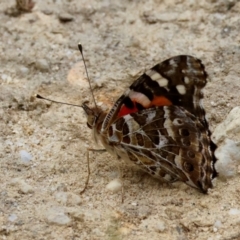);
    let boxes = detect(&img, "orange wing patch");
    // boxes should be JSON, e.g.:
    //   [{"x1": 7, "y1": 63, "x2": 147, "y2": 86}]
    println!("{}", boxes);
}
[{"x1": 151, "y1": 96, "x2": 172, "y2": 107}]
